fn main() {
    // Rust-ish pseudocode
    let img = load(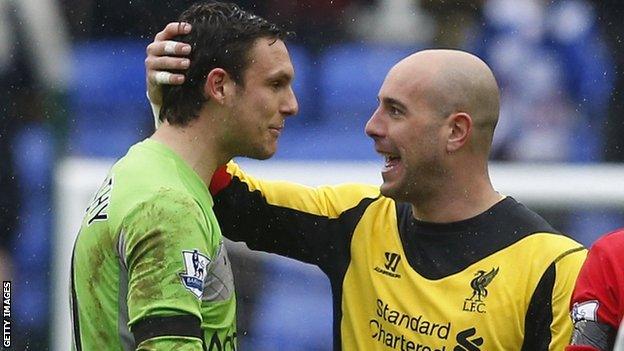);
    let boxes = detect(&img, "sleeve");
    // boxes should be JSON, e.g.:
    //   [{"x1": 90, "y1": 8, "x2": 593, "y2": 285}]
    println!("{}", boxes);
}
[
  {"x1": 122, "y1": 190, "x2": 215, "y2": 349},
  {"x1": 211, "y1": 162, "x2": 380, "y2": 271},
  {"x1": 566, "y1": 231, "x2": 624, "y2": 351},
  {"x1": 571, "y1": 234, "x2": 623, "y2": 328},
  {"x1": 522, "y1": 246, "x2": 587, "y2": 351},
  {"x1": 549, "y1": 248, "x2": 588, "y2": 351}
]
